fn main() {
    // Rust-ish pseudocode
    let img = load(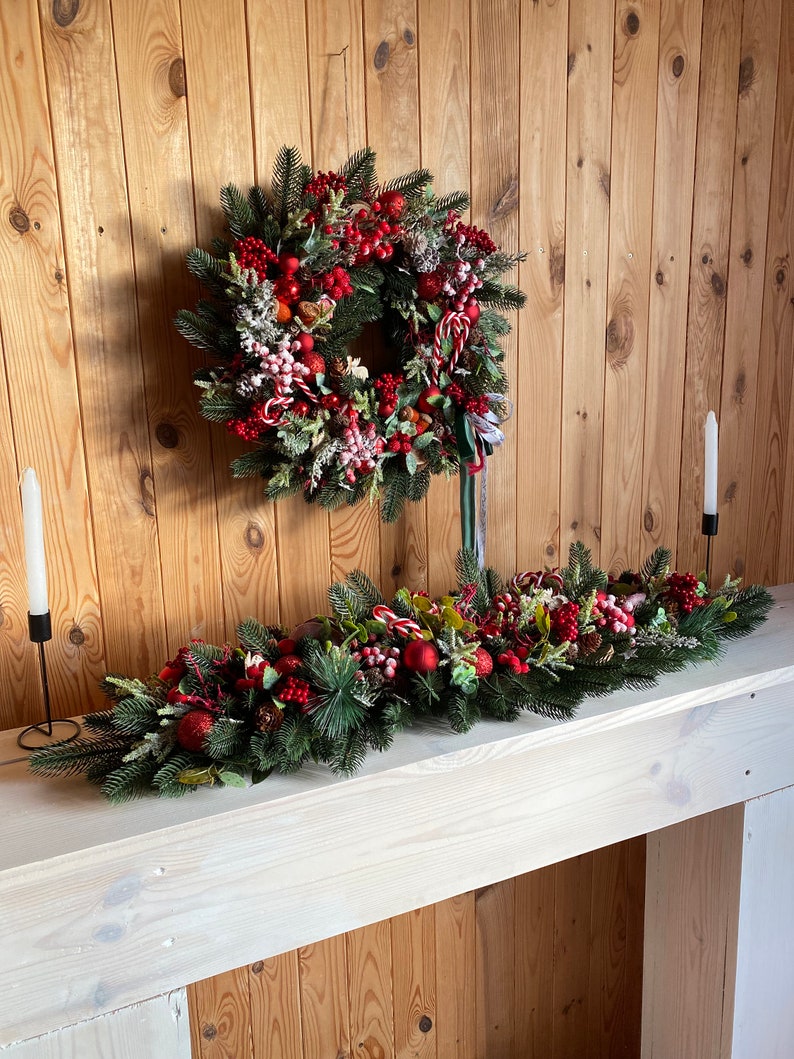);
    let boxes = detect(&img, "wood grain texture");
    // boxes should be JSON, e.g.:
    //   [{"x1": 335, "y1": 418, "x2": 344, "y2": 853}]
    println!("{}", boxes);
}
[
  {"x1": 297, "y1": 935, "x2": 351, "y2": 1059},
  {"x1": 514, "y1": 863, "x2": 555, "y2": 1058},
  {"x1": 714, "y1": 0, "x2": 783, "y2": 585},
  {"x1": 676, "y1": 0, "x2": 743, "y2": 572},
  {"x1": 347, "y1": 920, "x2": 395, "y2": 1059},
  {"x1": 434, "y1": 891, "x2": 476, "y2": 1058},
  {"x1": 516, "y1": 0, "x2": 569, "y2": 571},
  {"x1": 600, "y1": 0, "x2": 660, "y2": 577},
  {"x1": 3, "y1": 990, "x2": 190, "y2": 1059},
  {"x1": 551, "y1": 853, "x2": 593, "y2": 1059},
  {"x1": 187, "y1": 966, "x2": 253, "y2": 1059},
  {"x1": 249, "y1": 952, "x2": 303, "y2": 1059},
  {"x1": 642, "y1": 806, "x2": 745, "y2": 1059},
  {"x1": 417, "y1": 0, "x2": 470, "y2": 596},
  {"x1": 586, "y1": 841, "x2": 628, "y2": 1055},
  {"x1": 475, "y1": 878, "x2": 516, "y2": 1057},
  {"x1": 640, "y1": 0, "x2": 704, "y2": 560},
  {"x1": 391, "y1": 905, "x2": 436, "y2": 1058}
]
